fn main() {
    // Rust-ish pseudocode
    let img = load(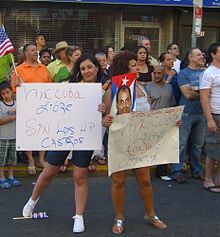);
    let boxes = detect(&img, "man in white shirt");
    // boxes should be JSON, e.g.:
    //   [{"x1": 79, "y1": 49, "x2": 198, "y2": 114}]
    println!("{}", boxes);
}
[{"x1": 200, "y1": 41, "x2": 220, "y2": 193}]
